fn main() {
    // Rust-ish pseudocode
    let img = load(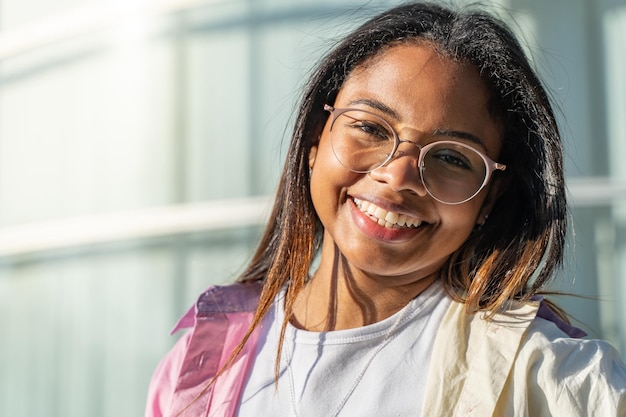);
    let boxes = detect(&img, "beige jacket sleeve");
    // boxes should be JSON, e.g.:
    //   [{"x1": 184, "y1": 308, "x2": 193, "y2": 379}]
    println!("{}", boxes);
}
[
  {"x1": 421, "y1": 300, "x2": 626, "y2": 417},
  {"x1": 500, "y1": 316, "x2": 626, "y2": 416}
]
